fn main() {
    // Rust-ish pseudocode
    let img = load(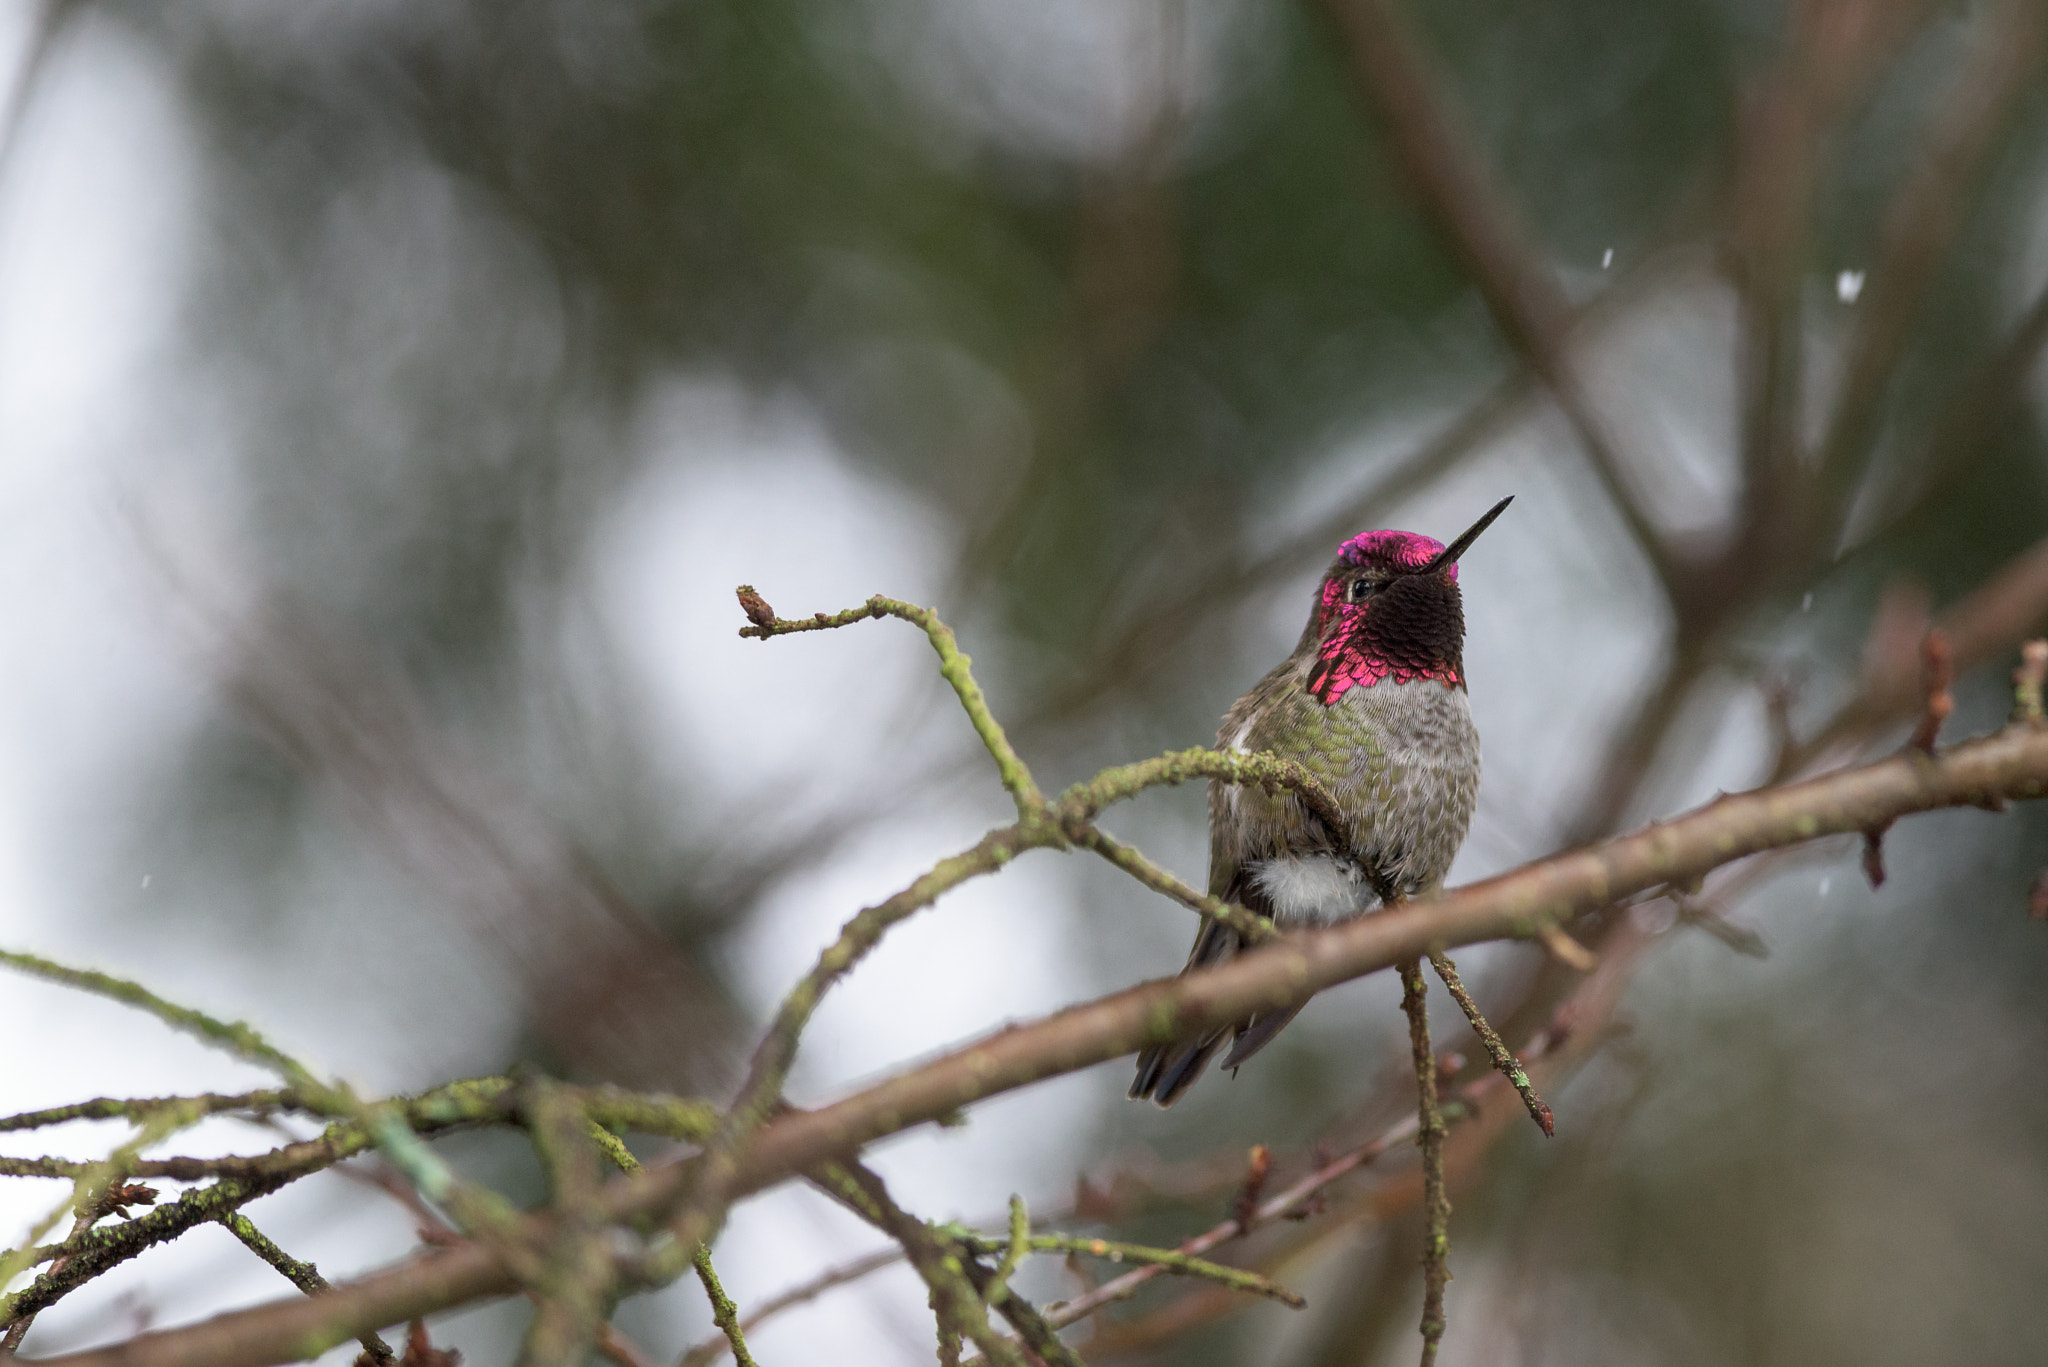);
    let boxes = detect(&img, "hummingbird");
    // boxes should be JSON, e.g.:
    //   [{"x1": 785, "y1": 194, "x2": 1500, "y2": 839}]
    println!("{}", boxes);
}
[{"x1": 1129, "y1": 497, "x2": 1511, "y2": 1106}]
